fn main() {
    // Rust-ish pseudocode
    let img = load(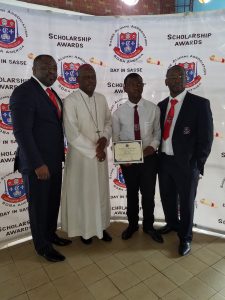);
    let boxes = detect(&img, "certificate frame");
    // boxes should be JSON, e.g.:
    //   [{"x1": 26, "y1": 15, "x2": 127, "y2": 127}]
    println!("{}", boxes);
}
[{"x1": 113, "y1": 140, "x2": 143, "y2": 164}]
